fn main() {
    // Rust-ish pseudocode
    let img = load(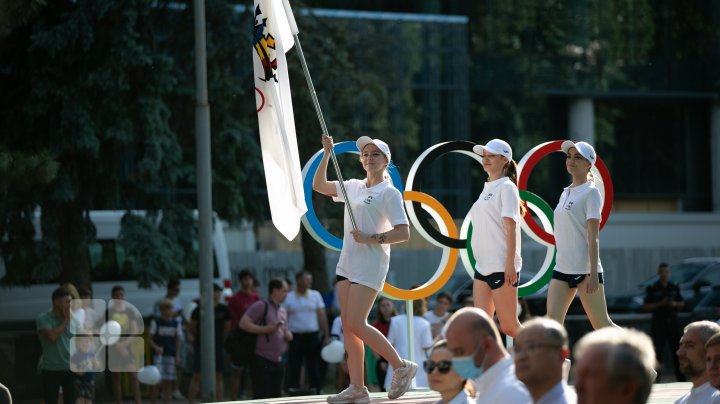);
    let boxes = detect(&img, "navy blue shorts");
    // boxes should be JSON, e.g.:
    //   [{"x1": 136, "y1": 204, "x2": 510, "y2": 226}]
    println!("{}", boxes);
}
[
  {"x1": 552, "y1": 271, "x2": 604, "y2": 289},
  {"x1": 474, "y1": 271, "x2": 518, "y2": 290}
]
